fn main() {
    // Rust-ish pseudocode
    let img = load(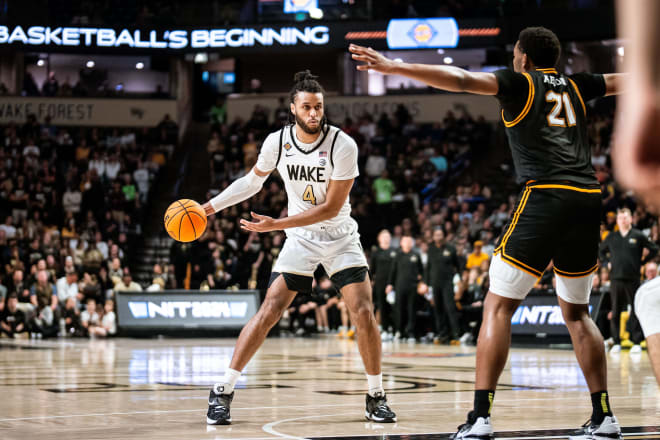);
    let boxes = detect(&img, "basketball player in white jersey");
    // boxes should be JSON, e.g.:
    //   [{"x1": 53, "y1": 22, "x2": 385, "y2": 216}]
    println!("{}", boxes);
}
[{"x1": 202, "y1": 71, "x2": 396, "y2": 425}]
